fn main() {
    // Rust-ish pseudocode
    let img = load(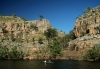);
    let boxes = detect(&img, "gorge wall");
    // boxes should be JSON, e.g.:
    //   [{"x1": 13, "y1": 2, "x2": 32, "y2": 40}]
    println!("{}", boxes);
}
[
  {"x1": 1, "y1": 6, "x2": 100, "y2": 60},
  {"x1": 74, "y1": 6, "x2": 100, "y2": 37},
  {"x1": 0, "y1": 16, "x2": 51, "y2": 41},
  {"x1": 0, "y1": 16, "x2": 66, "y2": 60},
  {"x1": 66, "y1": 6, "x2": 100, "y2": 60}
]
